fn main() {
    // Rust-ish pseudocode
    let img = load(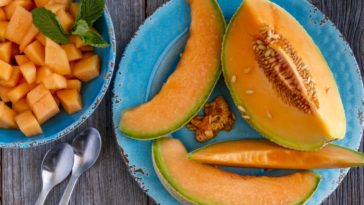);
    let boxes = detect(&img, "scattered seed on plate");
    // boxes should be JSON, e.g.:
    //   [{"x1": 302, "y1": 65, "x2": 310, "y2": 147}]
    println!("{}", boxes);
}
[
  {"x1": 245, "y1": 89, "x2": 255, "y2": 95},
  {"x1": 231, "y1": 75, "x2": 237, "y2": 83},
  {"x1": 237, "y1": 105, "x2": 246, "y2": 113}
]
